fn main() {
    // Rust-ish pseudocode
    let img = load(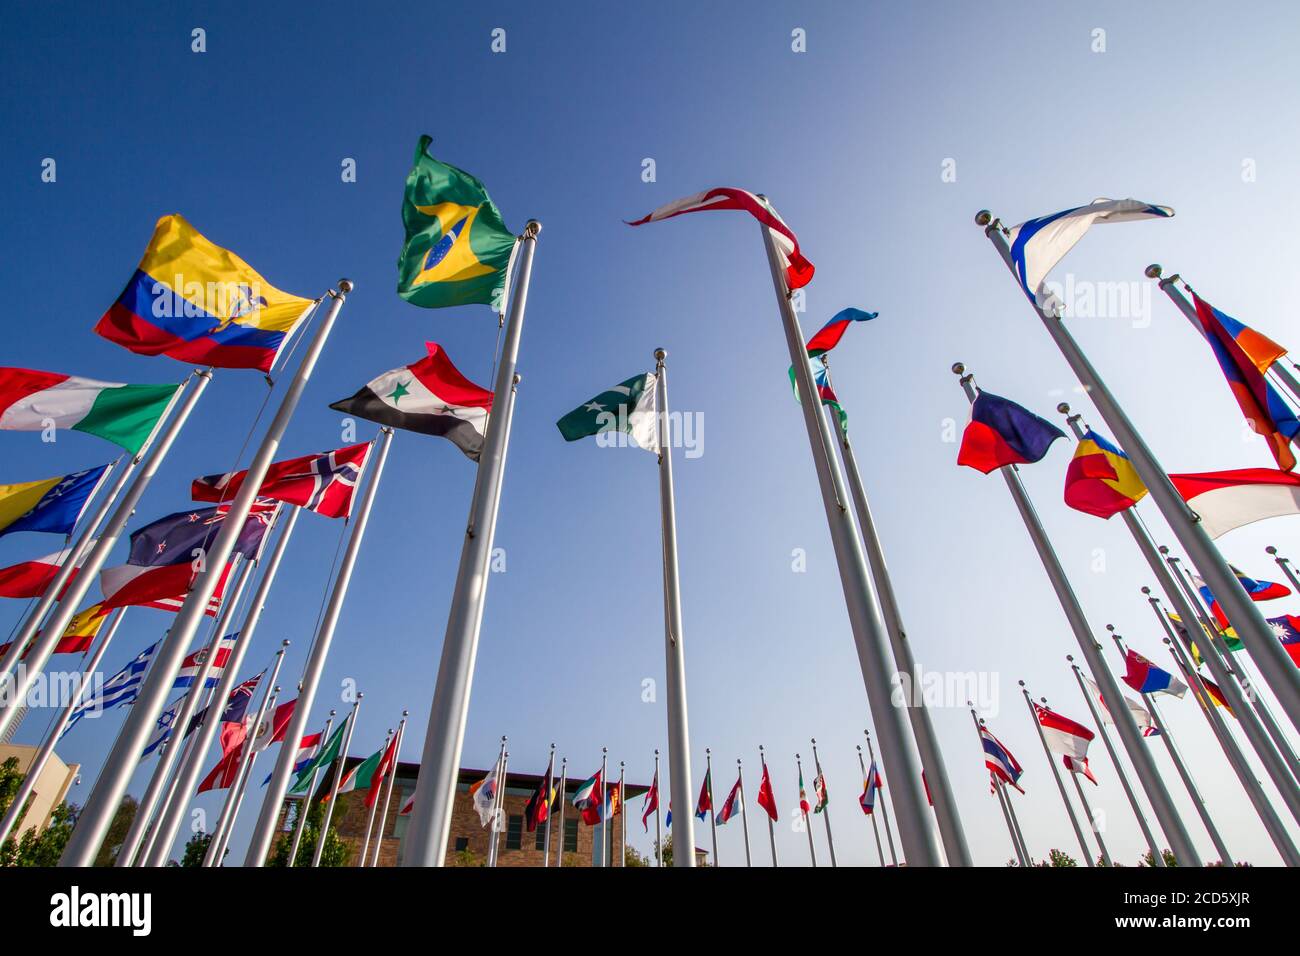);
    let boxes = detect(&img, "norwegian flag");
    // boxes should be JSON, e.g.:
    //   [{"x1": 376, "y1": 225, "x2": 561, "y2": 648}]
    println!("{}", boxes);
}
[{"x1": 192, "y1": 442, "x2": 371, "y2": 519}]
